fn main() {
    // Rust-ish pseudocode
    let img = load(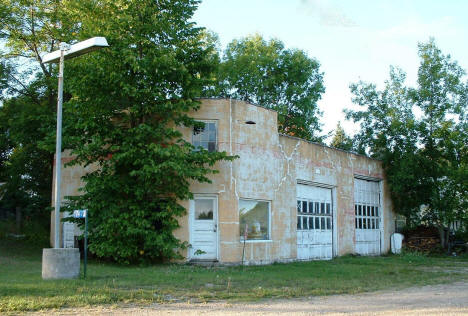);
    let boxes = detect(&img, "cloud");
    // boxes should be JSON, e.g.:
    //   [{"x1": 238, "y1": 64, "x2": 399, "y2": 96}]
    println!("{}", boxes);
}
[{"x1": 300, "y1": 0, "x2": 358, "y2": 27}]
